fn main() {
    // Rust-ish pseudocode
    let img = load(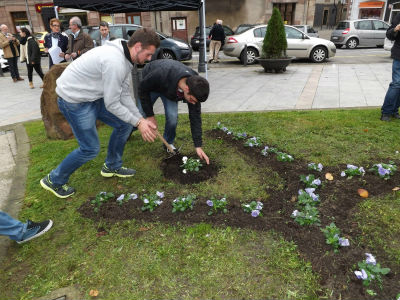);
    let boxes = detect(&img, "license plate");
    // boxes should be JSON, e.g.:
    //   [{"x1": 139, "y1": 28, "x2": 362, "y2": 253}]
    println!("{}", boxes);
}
[
  {"x1": 195, "y1": 40, "x2": 199, "y2": 43},
  {"x1": 332, "y1": 36, "x2": 339, "y2": 40}
]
